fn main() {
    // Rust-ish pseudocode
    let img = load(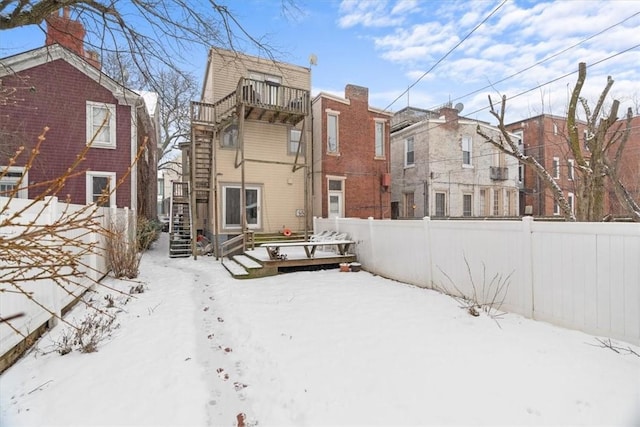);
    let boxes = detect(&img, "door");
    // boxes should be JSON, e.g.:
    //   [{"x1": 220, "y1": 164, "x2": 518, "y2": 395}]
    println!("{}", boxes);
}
[
  {"x1": 328, "y1": 193, "x2": 343, "y2": 219},
  {"x1": 222, "y1": 185, "x2": 261, "y2": 229}
]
